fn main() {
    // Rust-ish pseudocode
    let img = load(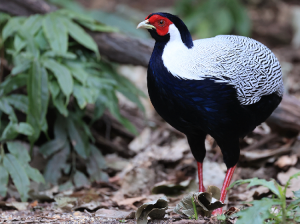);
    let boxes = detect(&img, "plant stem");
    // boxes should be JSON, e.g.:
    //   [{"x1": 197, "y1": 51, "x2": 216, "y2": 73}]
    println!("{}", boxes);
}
[
  {"x1": 191, "y1": 196, "x2": 198, "y2": 220},
  {"x1": 0, "y1": 144, "x2": 4, "y2": 163}
]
